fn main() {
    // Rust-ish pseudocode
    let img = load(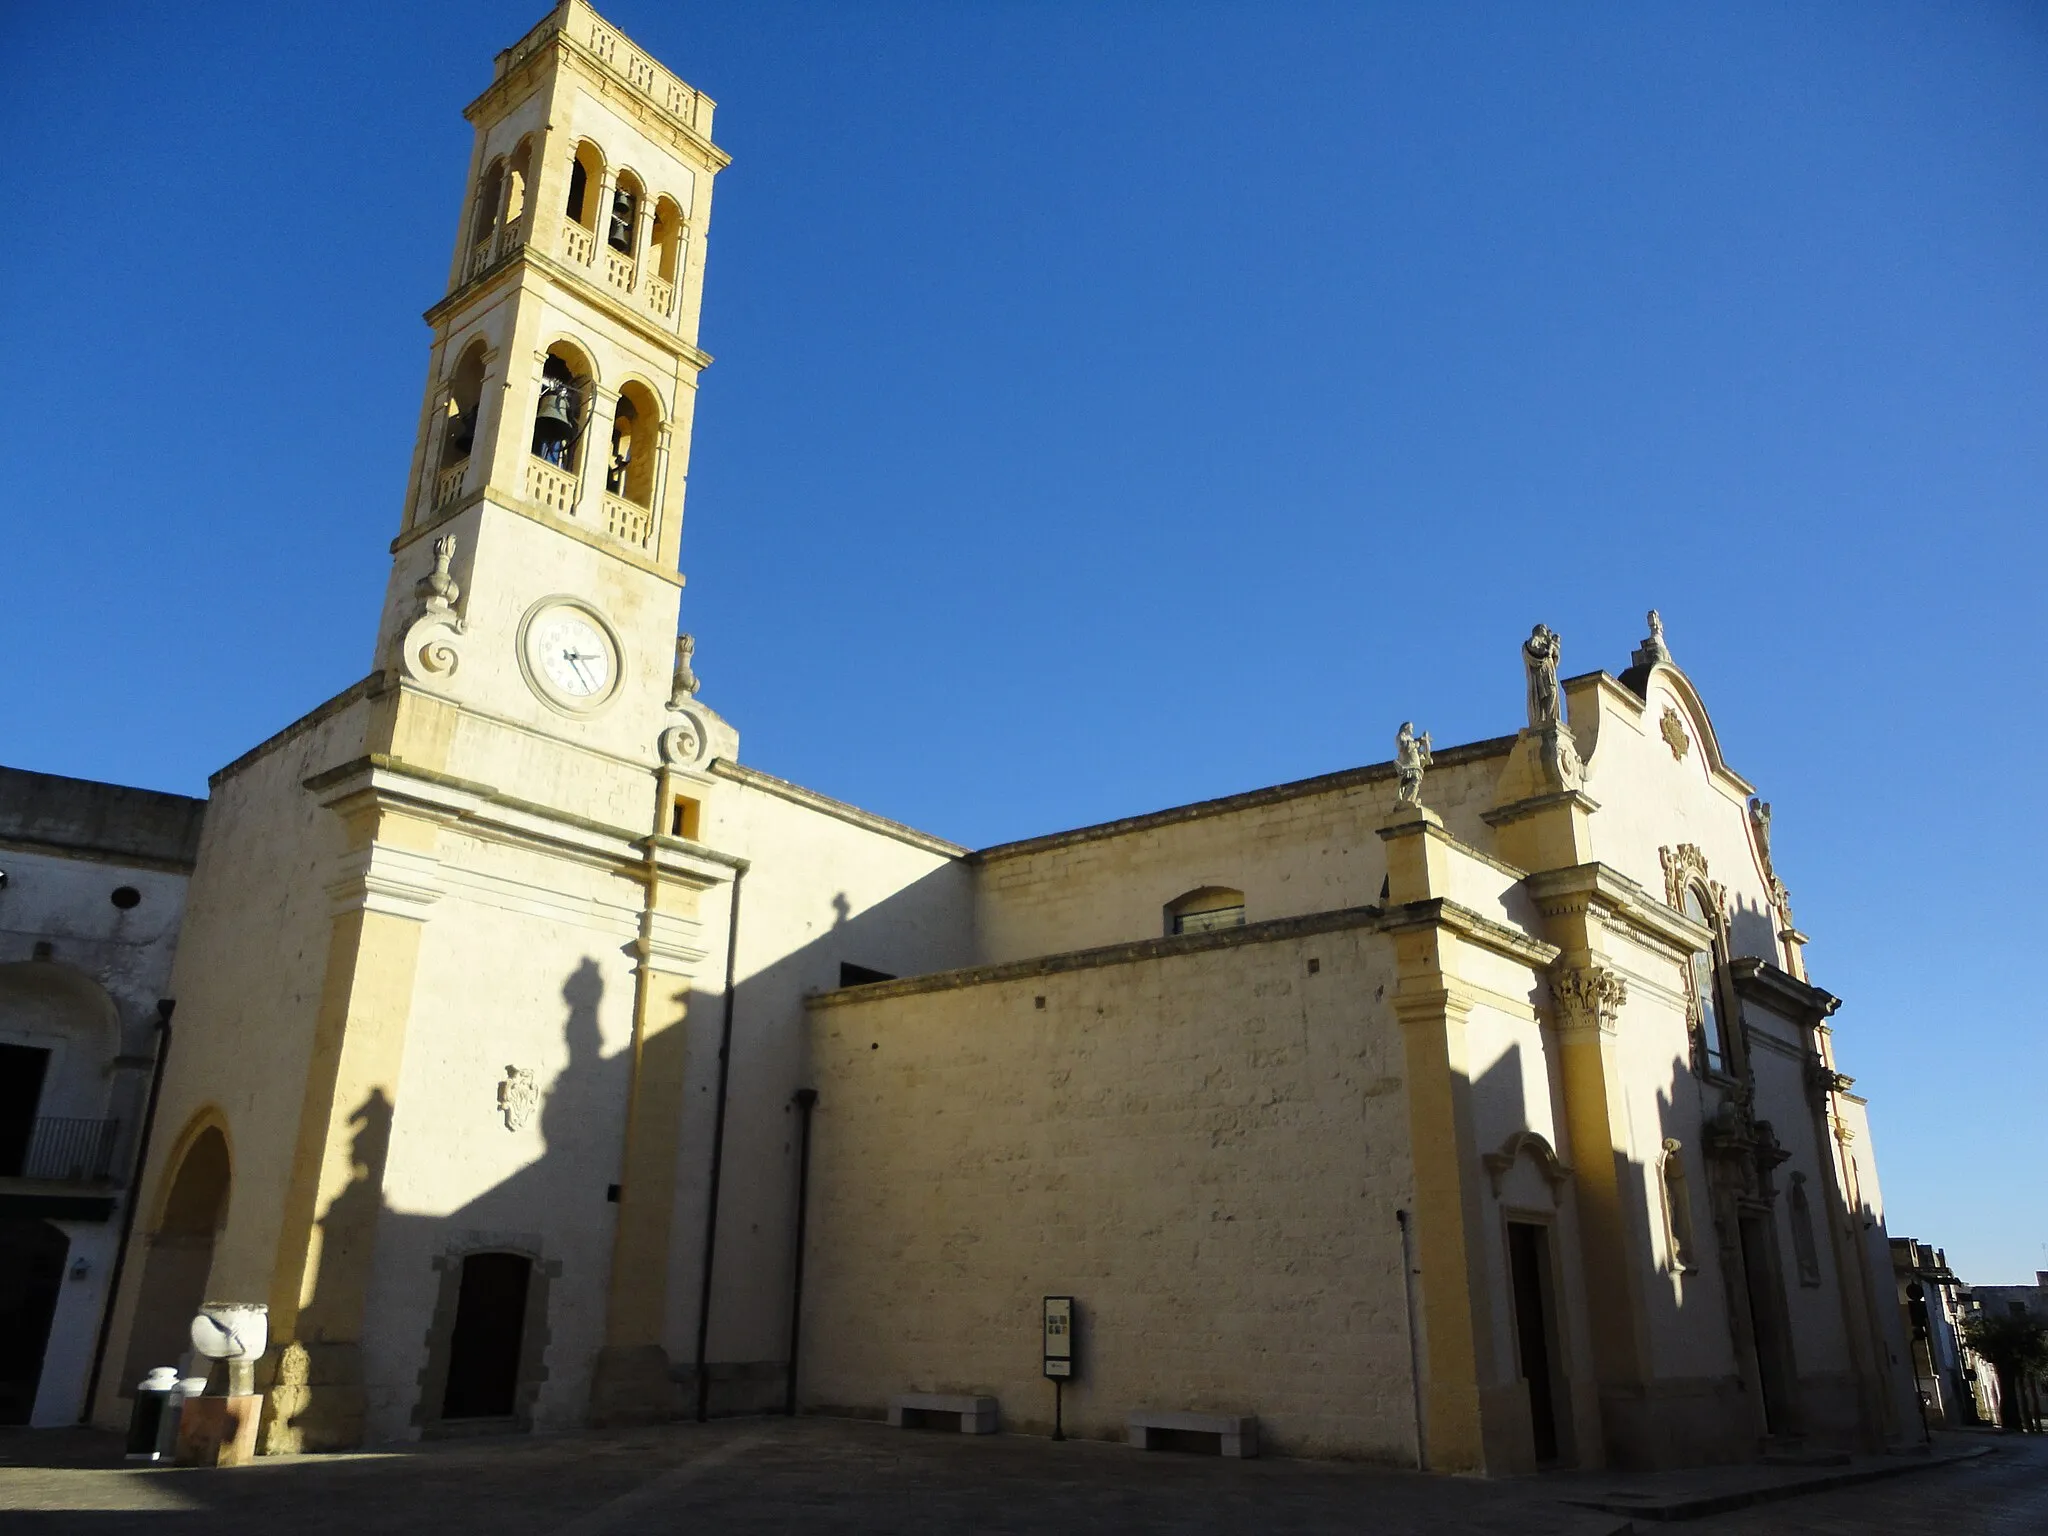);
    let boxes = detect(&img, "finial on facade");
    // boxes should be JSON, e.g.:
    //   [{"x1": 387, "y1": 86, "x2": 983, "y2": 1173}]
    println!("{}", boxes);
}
[
  {"x1": 1522, "y1": 624, "x2": 1562, "y2": 730},
  {"x1": 414, "y1": 534, "x2": 462, "y2": 618},
  {"x1": 399, "y1": 533, "x2": 464, "y2": 683},
  {"x1": 667, "y1": 632, "x2": 700, "y2": 708},
  {"x1": 1394, "y1": 722, "x2": 1433, "y2": 808},
  {"x1": 1632, "y1": 607, "x2": 1672, "y2": 670}
]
